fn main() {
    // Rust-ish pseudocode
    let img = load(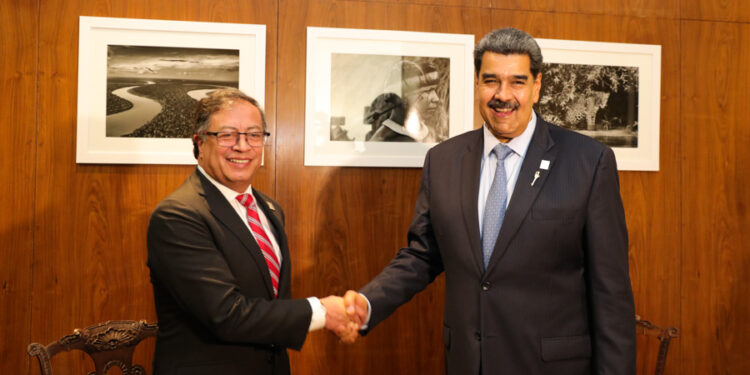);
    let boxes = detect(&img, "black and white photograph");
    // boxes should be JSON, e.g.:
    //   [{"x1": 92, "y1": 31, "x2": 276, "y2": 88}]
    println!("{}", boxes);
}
[
  {"x1": 305, "y1": 27, "x2": 474, "y2": 167},
  {"x1": 76, "y1": 16, "x2": 265, "y2": 164},
  {"x1": 106, "y1": 45, "x2": 239, "y2": 138},
  {"x1": 535, "y1": 62, "x2": 638, "y2": 148},
  {"x1": 329, "y1": 54, "x2": 450, "y2": 144},
  {"x1": 536, "y1": 38, "x2": 661, "y2": 170}
]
